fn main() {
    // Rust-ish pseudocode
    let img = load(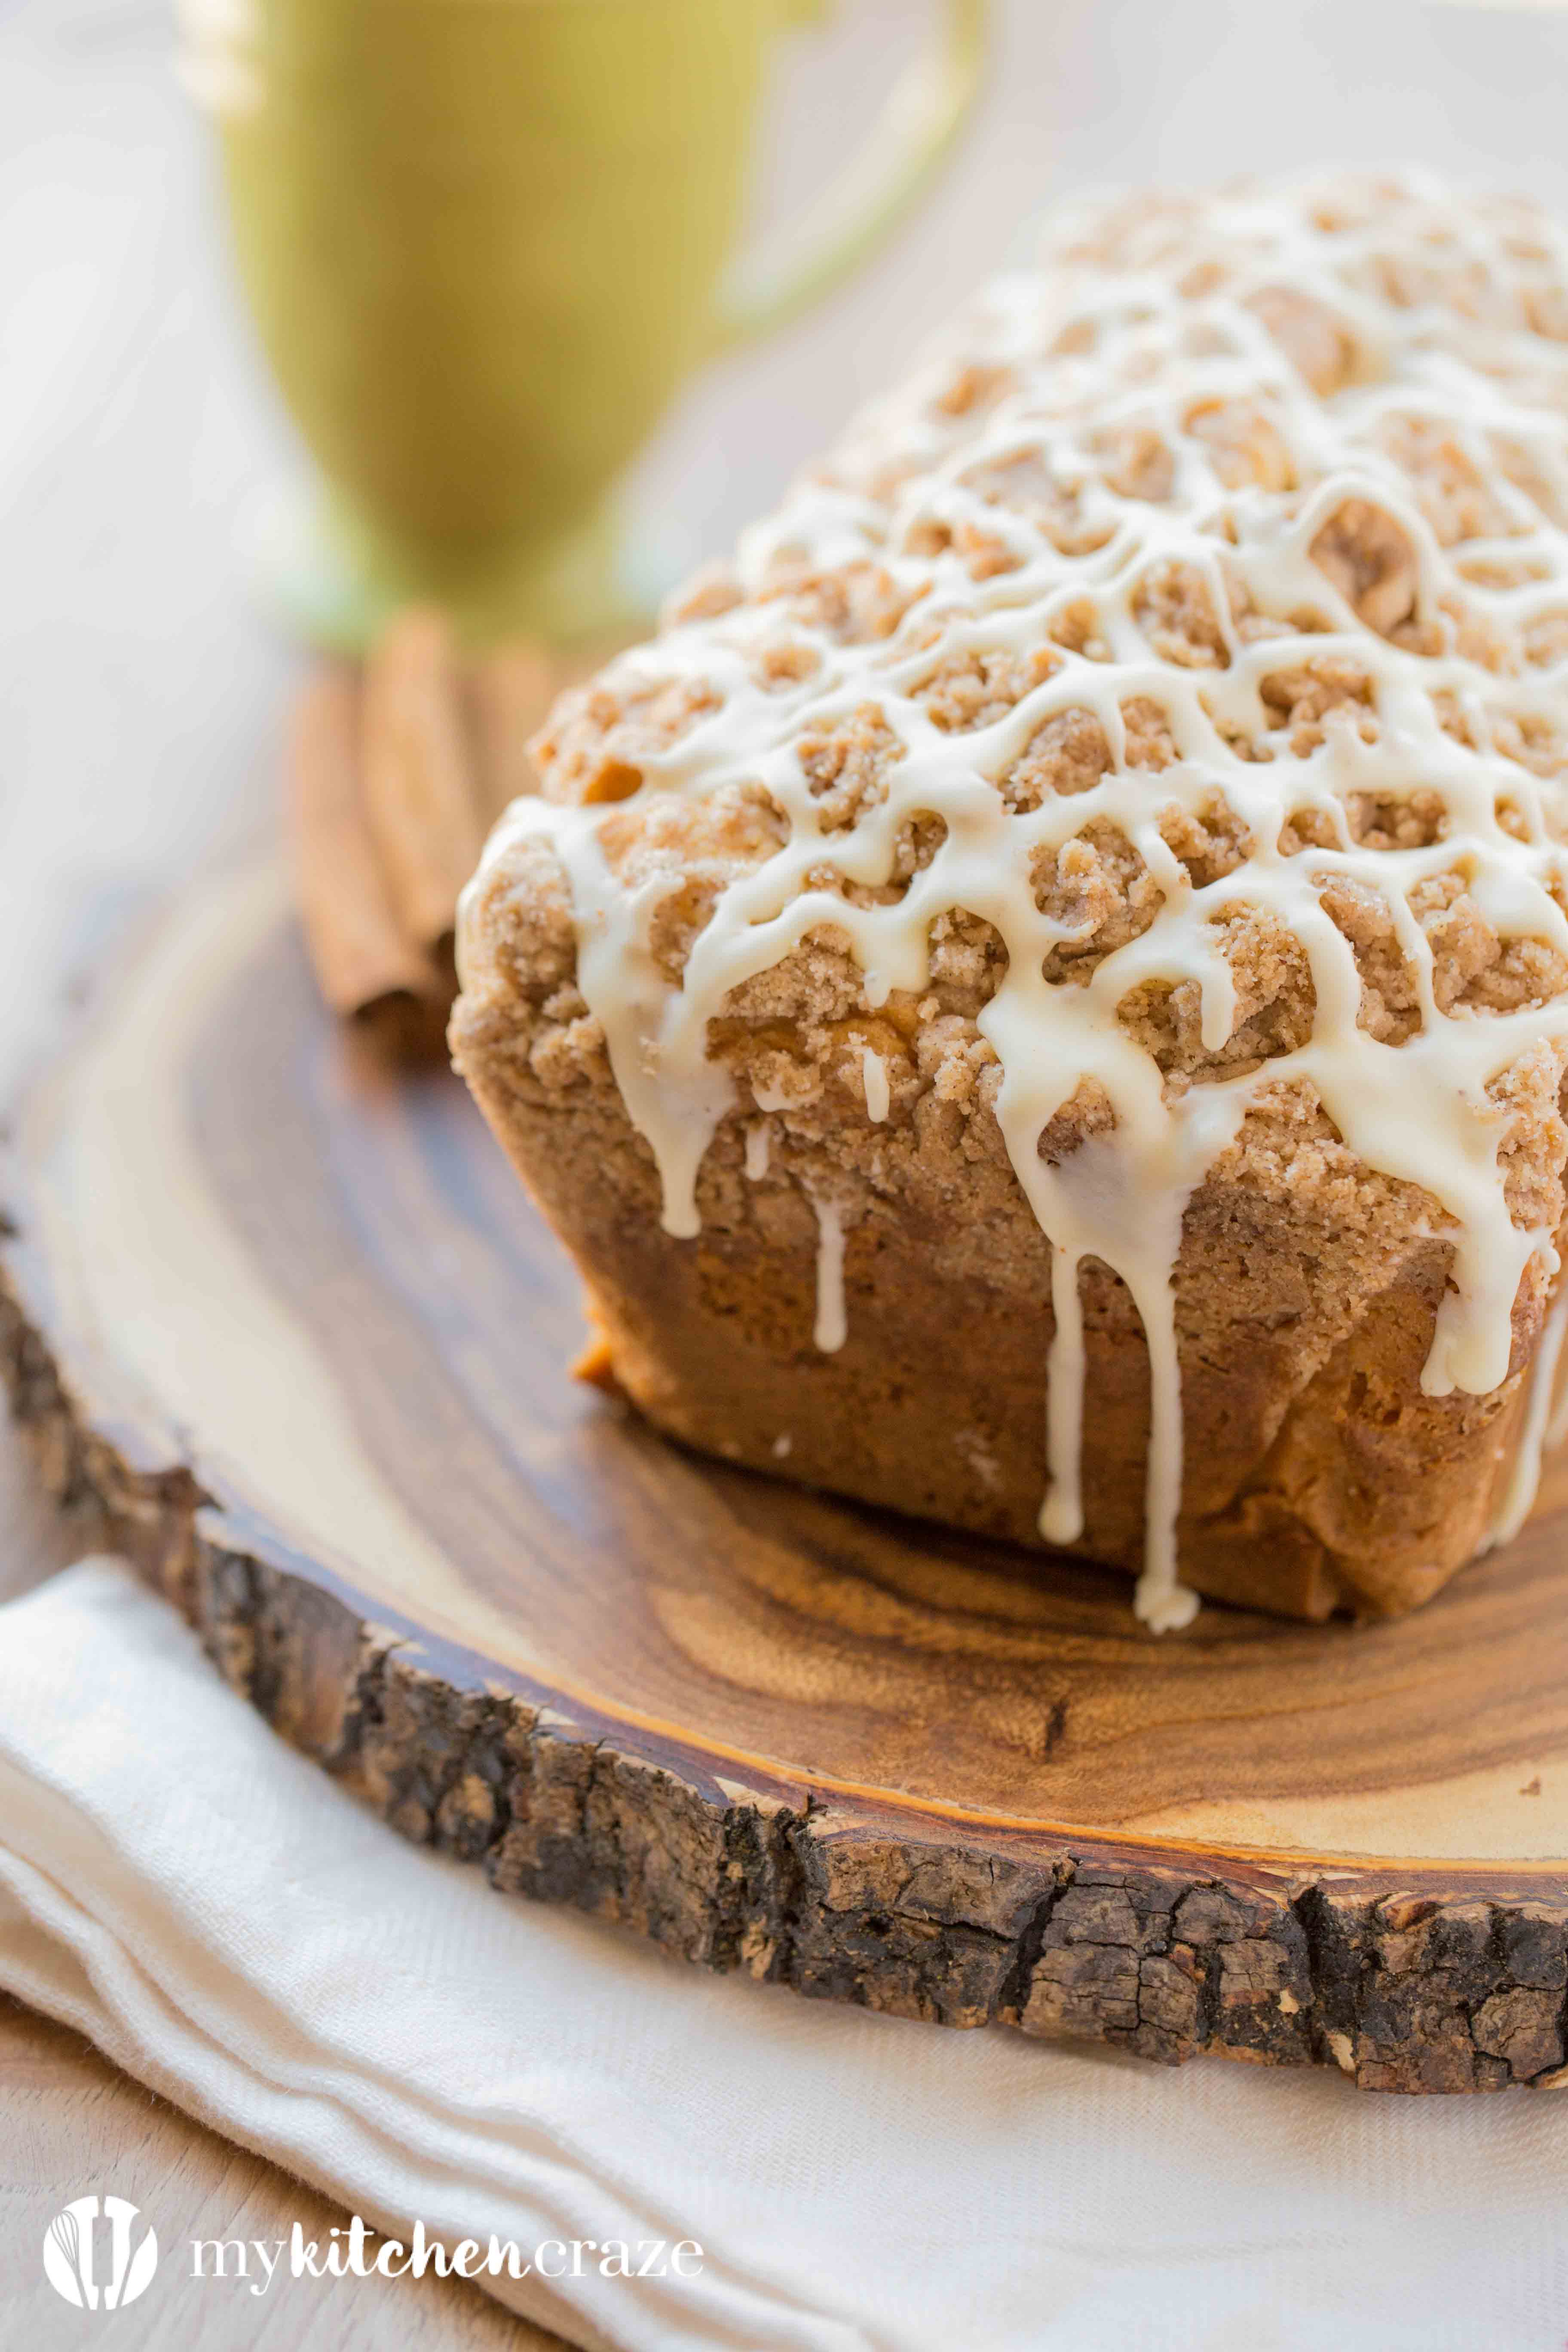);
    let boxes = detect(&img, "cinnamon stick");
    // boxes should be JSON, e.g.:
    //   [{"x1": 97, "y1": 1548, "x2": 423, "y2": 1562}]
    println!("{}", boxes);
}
[
  {"x1": 360, "y1": 609, "x2": 486, "y2": 949},
  {"x1": 287, "y1": 666, "x2": 442, "y2": 1019},
  {"x1": 466, "y1": 639, "x2": 557, "y2": 822},
  {"x1": 288, "y1": 616, "x2": 599, "y2": 1052}
]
